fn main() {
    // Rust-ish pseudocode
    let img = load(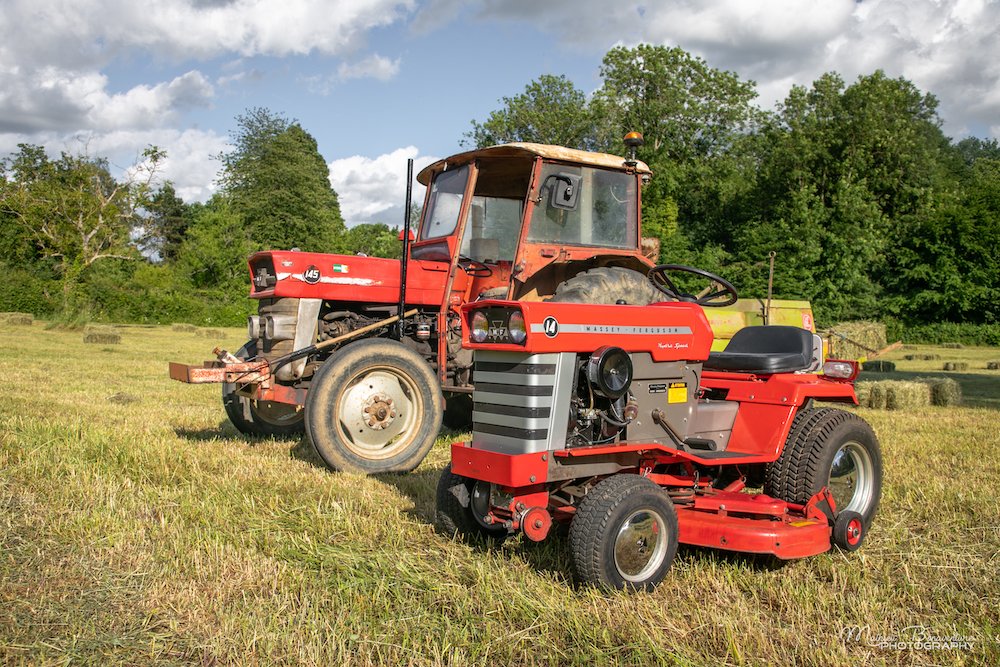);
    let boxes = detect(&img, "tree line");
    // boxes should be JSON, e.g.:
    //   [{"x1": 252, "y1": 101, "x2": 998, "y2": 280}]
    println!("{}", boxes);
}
[{"x1": 3, "y1": 45, "x2": 998, "y2": 335}]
